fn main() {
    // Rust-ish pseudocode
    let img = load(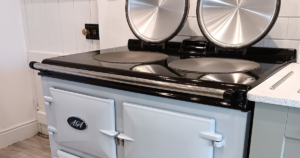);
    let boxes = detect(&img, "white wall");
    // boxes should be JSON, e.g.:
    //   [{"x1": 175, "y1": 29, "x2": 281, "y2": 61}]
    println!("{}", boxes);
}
[
  {"x1": 22, "y1": 0, "x2": 300, "y2": 130},
  {"x1": 0, "y1": 0, "x2": 38, "y2": 148}
]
